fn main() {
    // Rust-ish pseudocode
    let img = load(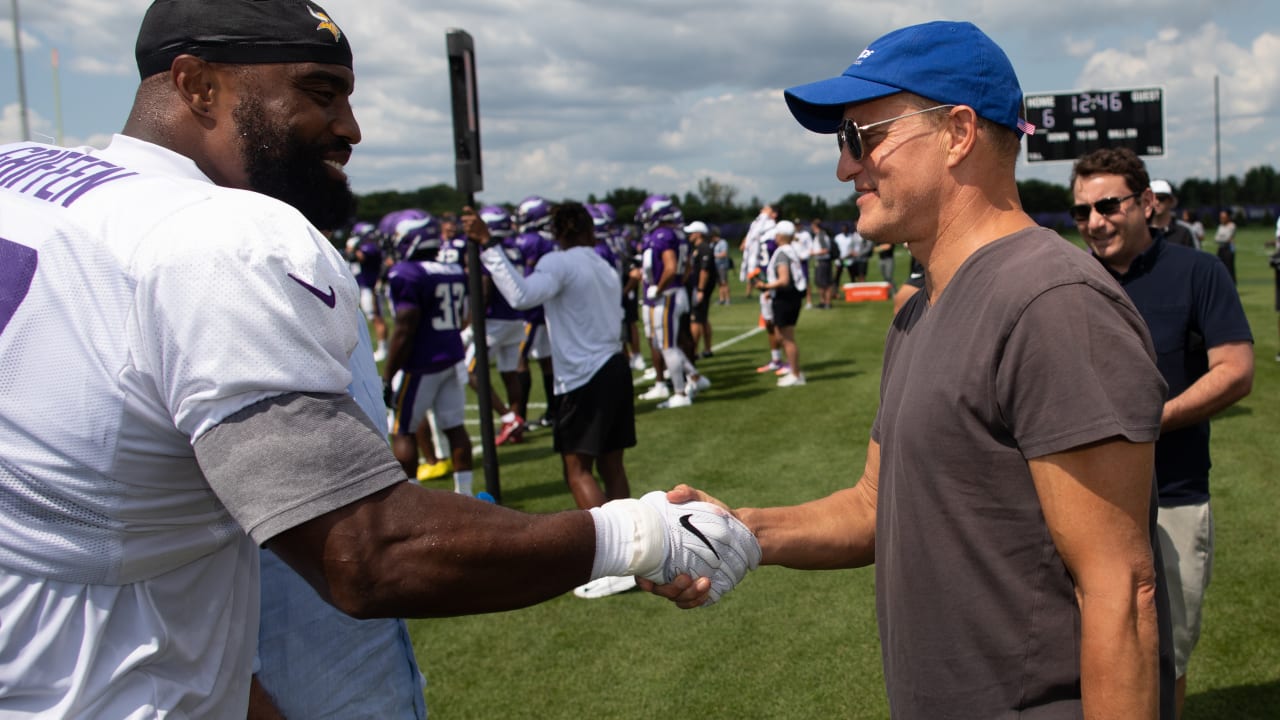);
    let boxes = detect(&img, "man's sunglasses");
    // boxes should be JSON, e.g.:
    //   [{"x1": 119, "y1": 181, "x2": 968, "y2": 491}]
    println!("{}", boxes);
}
[
  {"x1": 836, "y1": 104, "x2": 955, "y2": 161},
  {"x1": 1068, "y1": 192, "x2": 1142, "y2": 223}
]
